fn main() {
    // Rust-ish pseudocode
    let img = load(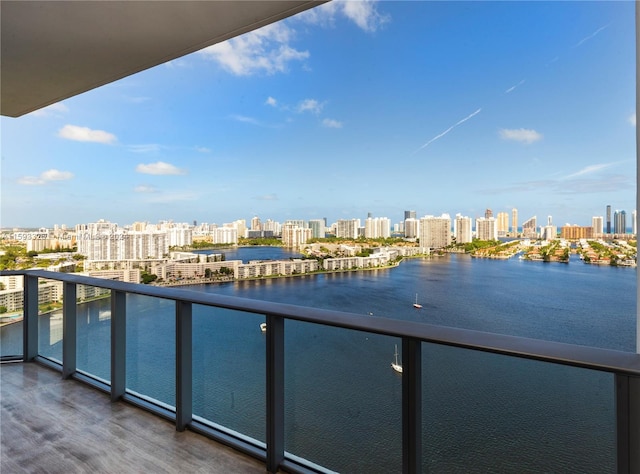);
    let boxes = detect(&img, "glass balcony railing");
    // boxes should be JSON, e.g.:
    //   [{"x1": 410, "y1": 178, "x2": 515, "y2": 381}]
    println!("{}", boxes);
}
[{"x1": 0, "y1": 269, "x2": 638, "y2": 473}]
